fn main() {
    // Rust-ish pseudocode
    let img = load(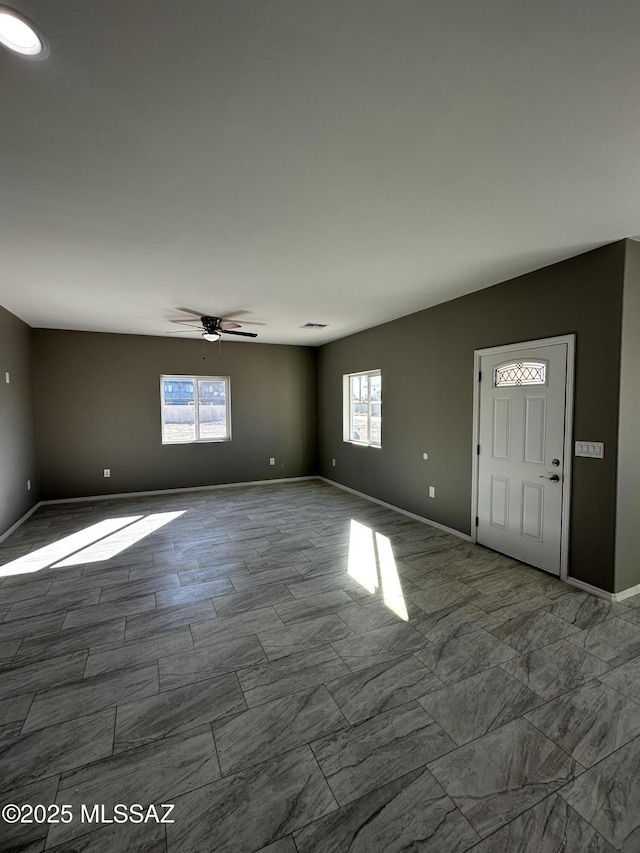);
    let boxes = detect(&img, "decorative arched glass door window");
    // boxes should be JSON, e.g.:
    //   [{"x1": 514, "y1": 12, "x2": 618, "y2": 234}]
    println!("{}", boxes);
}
[{"x1": 493, "y1": 360, "x2": 547, "y2": 387}]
